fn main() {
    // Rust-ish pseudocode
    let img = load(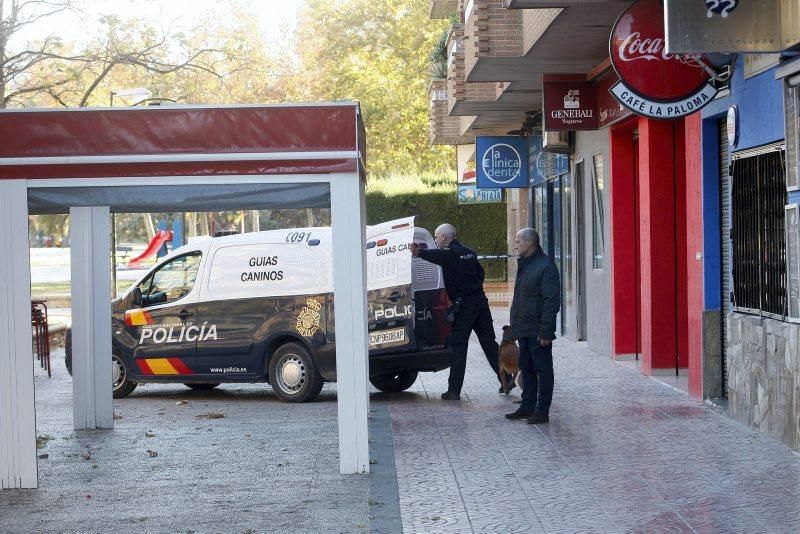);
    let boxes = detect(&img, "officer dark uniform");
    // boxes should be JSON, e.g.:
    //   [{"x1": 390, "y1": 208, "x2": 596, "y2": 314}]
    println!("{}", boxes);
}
[{"x1": 412, "y1": 236, "x2": 507, "y2": 400}]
